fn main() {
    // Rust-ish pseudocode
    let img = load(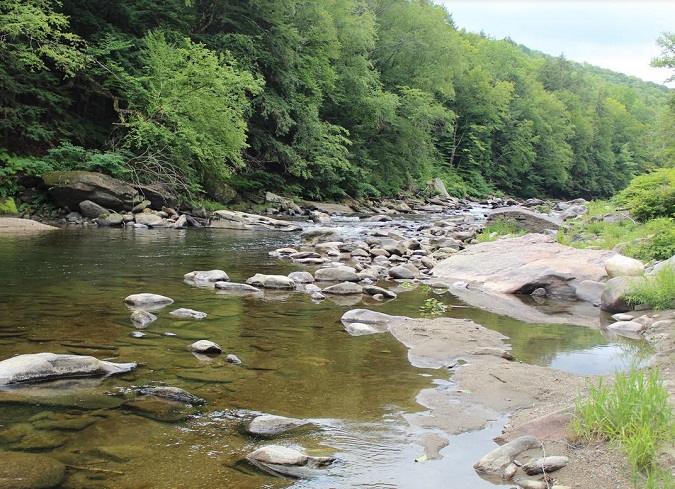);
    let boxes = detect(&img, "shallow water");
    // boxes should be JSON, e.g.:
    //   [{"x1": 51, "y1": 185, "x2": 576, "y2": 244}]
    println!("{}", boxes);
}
[{"x1": 0, "y1": 226, "x2": 650, "y2": 488}]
